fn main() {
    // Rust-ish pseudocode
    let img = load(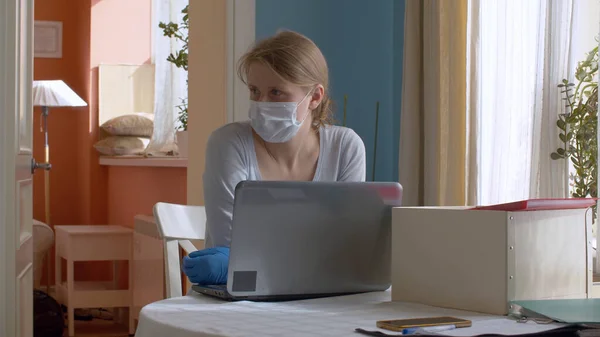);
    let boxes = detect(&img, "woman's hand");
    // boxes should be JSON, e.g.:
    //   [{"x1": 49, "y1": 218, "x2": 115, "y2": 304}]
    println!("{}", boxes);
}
[{"x1": 182, "y1": 247, "x2": 230, "y2": 285}]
